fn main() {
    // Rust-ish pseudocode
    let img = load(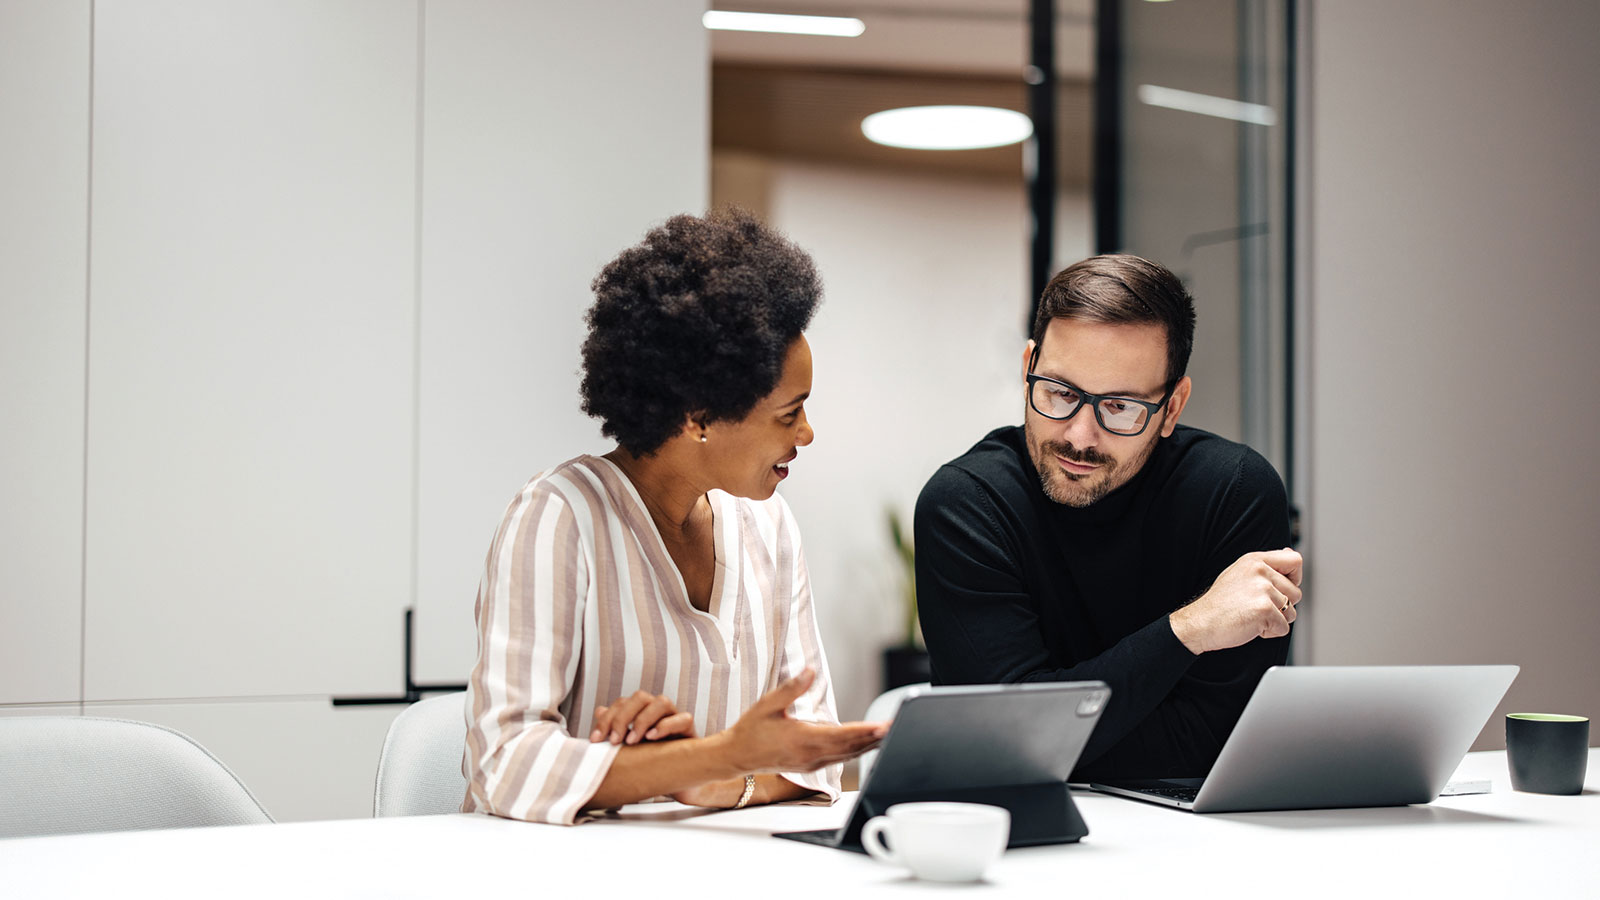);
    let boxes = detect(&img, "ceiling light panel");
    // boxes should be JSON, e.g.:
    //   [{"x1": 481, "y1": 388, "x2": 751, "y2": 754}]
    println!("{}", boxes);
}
[
  {"x1": 861, "y1": 105, "x2": 1034, "y2": 151},
  {"x1": 702, "y1": 11, "x2": 866, "y2": 37}
]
